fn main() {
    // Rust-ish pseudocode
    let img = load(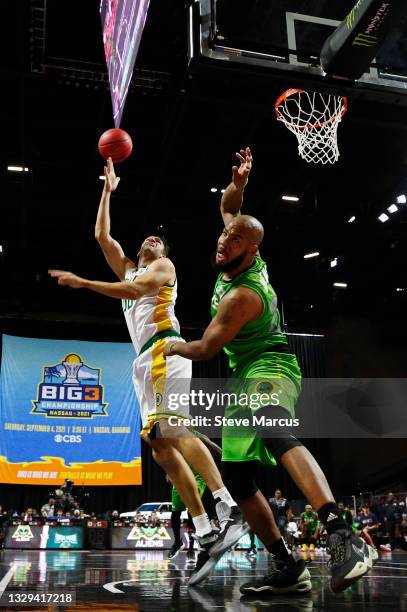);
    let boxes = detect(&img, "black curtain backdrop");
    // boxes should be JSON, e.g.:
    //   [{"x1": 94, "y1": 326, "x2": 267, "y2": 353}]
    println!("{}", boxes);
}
[{"x1": 0, "y1": 332, "x2": 329, "y2": 515}]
